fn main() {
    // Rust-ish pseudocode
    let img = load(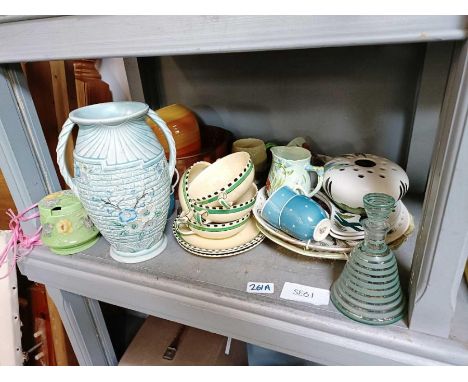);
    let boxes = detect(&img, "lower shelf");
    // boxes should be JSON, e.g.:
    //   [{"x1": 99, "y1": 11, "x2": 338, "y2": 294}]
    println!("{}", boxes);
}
[
  {"x1": 119, "y1": 315, "x2": 248, "y2": 366},
  {"x1": 18, "y1": 193, "x2": 468, "y2": 365}
]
